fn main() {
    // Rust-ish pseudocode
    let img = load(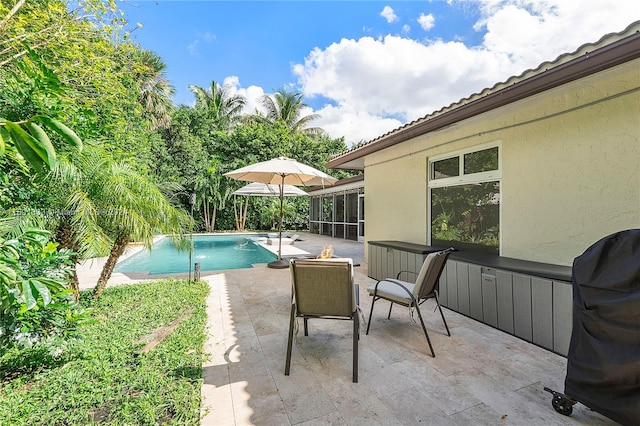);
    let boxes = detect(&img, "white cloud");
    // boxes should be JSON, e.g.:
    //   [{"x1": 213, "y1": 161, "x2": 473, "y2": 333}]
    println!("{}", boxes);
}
[
  {"x1": 295, "y1": 35, "x2": 506, "y2": 137},
  {"x1": 313, "y1": 105, "x2": 403, "y2": 144},
  {"x1": 417, "y1": 13, "x2": 435, "y2": 31},
  {"x1": 187, "y1": 40, "x2": 199, "y2": 56},
  {"x1": 380, "y1": 6, "x2": 399, "y2": 24},
  {"x1": 289, "y1": 0, "x2": 639, "y2": 146},
  {"x1": 201, "y1": 31, "x2": 216, "y2": 42},
  {"x1": 214, "y1": 1, "x2": 638, "y2": 147},
  {"x1": 187, "y1": 31, "x2": 215, "y2": 56},
  {"x1": 223, "y1": 76, "x2": 266, "y2": 116}
]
